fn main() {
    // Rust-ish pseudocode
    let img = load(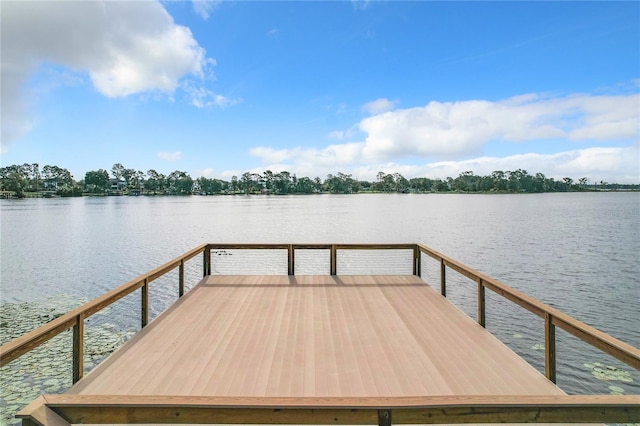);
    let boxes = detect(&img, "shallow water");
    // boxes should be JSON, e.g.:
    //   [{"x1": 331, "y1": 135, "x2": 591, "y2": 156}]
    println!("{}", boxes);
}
[{"x1": 1, "y1": 192, "x2": 639, "y2": 422}]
